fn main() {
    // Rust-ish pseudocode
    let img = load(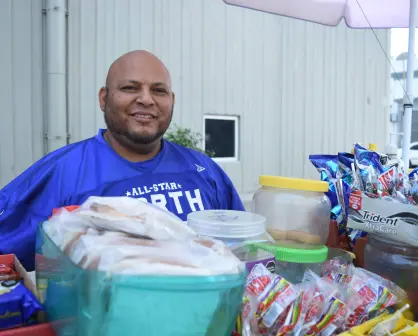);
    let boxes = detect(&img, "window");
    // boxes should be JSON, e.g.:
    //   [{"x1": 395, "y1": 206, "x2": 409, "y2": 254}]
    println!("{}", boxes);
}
[{"x1": 203, "y1": 115, "x2": 239, "y2": 161}]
